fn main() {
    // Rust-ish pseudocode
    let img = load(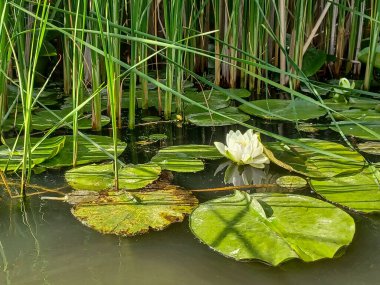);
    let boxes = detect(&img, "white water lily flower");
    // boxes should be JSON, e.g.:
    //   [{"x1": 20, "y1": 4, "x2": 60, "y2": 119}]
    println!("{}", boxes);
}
[{"x1": 214, "y1": 129, "x2": 270, "y2": 168}]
